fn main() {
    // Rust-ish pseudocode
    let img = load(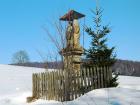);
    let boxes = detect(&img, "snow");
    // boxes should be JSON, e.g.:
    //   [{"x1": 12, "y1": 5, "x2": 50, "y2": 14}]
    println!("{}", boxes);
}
[
  {"x1": 118, "y1": 76, "x2": 140, "y2": 90},
  {"x1": 0, "y1": 64, "x2": 140, "y2": 105}
]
